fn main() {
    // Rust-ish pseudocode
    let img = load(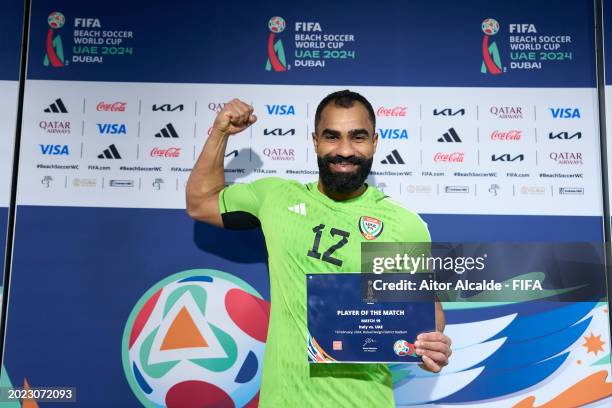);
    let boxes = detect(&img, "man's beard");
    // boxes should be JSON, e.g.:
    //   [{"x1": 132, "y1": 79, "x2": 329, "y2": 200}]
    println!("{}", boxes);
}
[{"x1": 317, "y1": 154, "x2": 373, "y2": 194}]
